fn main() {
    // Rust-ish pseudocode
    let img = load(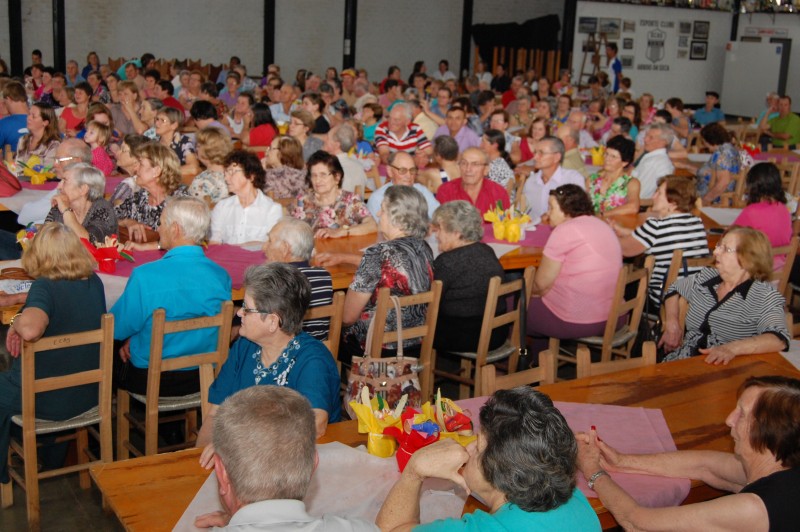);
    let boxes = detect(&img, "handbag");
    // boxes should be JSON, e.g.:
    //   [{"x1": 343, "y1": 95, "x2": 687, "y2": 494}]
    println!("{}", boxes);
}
[
  {"x1": 344, "y1": 295, "x2": 423, "y2": 419},
  {"x1": 0, "y1": 165, "x2": 22, "y2": 197}
]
